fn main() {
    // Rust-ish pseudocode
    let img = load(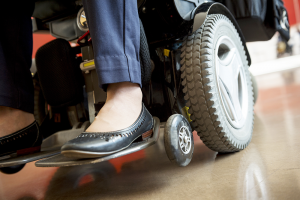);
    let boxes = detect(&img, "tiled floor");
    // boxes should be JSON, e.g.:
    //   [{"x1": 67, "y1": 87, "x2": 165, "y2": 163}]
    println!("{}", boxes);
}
[{"x1": 1, "y1": 66, "x2": 300, "y2": 200}]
